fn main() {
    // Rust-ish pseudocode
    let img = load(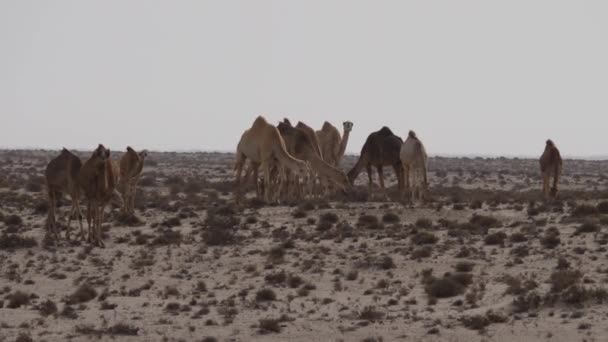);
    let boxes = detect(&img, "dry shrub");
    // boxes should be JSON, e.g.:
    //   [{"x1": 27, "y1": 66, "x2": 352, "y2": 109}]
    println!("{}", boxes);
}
[
  {"x1": 0, "y1": 234, "x2": 37, "y2": 250},
  {"x1": 571, "y1": 204, "x2": 598, "y2": 218},
  {"x1": 6, "y1": 291, "x2": 30, "y2": 308},
  {"x1": 411, "y1": 232, "x2": 438, "y2": 245},
  {"x1": 382, "y1": 212, "x2": 400, "y2": 224},
  {"x1": 256, "y1": 288, "x2": 276, "y2": 302},
  {"x1": 484, "y1": 232, "x2": 507, "y2": 246},
  {"x1": 202, "y1": 206, "x2": 239, "y2": 246},
  {"x1": 67, "y1": 284, "x2": 97, "y2": 304},
  {"x1": 259, "y1": 318, "x2": 281, "y2": 333},
  {"x1": 358, "y1": 306, "x2": 385, "y2": 321},
  {"x1": 470, "y1": 214, "x2": 500, "y2": 229},
  {"x1": 38, "y1": 299, "x2": 57, "y2": 316},
  {"x1": 415, "y1": 218, "x2": 433, "y2": 229}
]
